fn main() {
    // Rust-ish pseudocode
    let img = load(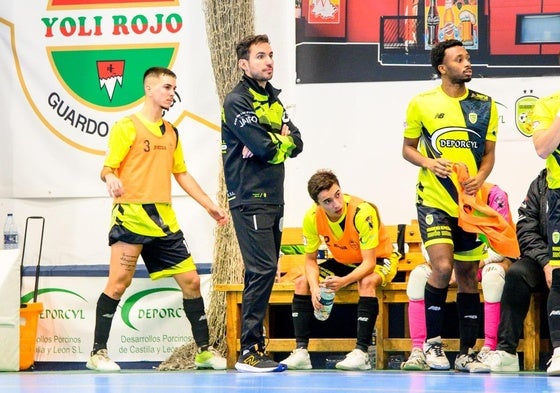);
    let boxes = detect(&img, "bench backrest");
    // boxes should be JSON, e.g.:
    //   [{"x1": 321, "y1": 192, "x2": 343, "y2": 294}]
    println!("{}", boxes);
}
[
  {"x1": 279, "y1": 221, "x2": 425, "y2": 278},
  {"x1": 390, "y1": 220, "x2": 424, "y2": 277},
  {"x1": 280, "y1": 227, "x2": 306, "y2": 274}
]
